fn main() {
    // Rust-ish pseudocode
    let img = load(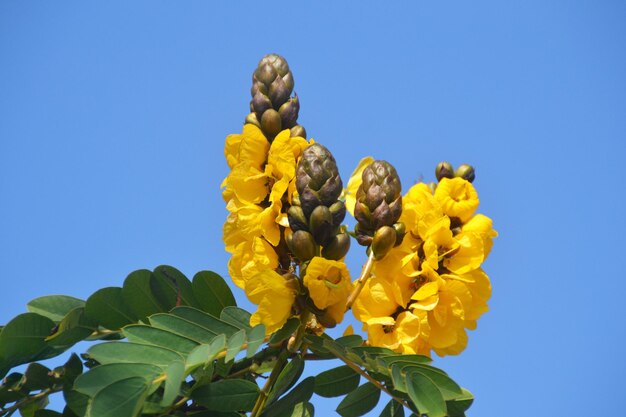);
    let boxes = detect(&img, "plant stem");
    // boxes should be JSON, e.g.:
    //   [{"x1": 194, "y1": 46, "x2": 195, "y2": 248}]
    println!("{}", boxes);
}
[
  {"x1": 345, "y1": 251, "x2": 376, "y2": 310},
  {"x1": 1, "y1": 386, "x2": 63, "y2": 417}
]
